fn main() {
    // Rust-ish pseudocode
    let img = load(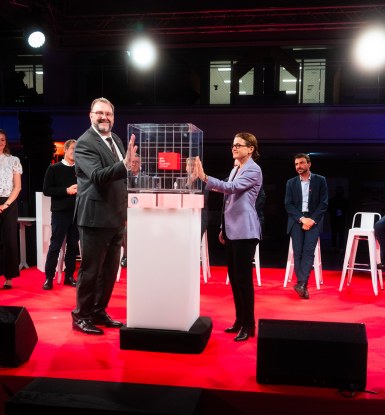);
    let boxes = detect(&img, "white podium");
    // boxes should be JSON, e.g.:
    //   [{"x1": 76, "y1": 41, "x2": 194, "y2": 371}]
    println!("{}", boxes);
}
[{"x1": 120, "y1": 193, "x2": 212, "y2": 353}]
